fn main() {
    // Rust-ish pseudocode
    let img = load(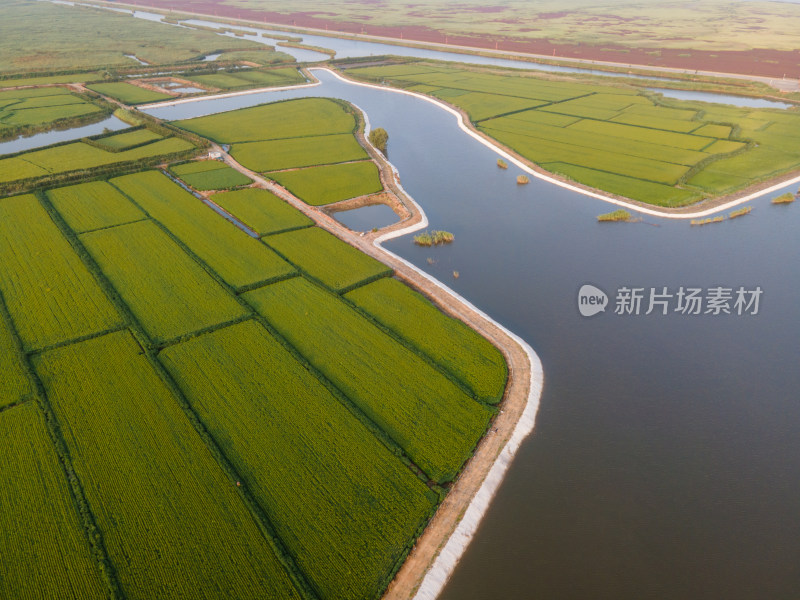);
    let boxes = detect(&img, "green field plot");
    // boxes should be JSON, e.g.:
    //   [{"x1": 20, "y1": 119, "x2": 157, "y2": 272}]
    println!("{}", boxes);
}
[
  {"x1": 702, "y1": 139, "x2": 747, "y2": 154},
  {"x1": 111, "y1": 171, "x2": 293, "y2": 290},
  {"x1": 211, "y1": 187, "x2": 312, "y2": 235},
  {"x1": 610, "y1": 110, "x2": 701, "y2": 133},
  {"x1": 243, "y1": 277, "x2": 493, "y2": 483},
  {"x1": 33, "y1": 331, "x2": 302, "y2": 600},
  {"x1": 161, "y1": 320, "x2": 437, "y2": 600},
  {"x1": 47, "y1": 181, "x2": 145, "y2": 233},
  {"x1": 0, "y1": 0, "x2": 266, "y2": 73},
  {"x1": 267, "y1": 160, "x2": 382, "y2": 206},
  {"x1": 169, "y1": 160, "x2": 252, "y2": 190},
  {"x1": 0, "y1": 194, "x2": 121, "y2": 350},
  {"x1": 264, "y1": 227, "x2": 390, "y2": 292},
  {"x1": 0, "y1": 314, "x2": 29, "y2": 409},
  {"x1": 692, "y1": 123, "x2": 733, "y2": 138},
  {"x1": 87, "y1": 82, "x2": 172, "y2": 105},
  {"x1": 503, "y1": 109, "x2": 581, "y2": 128},
  {"x1": 348, "y1": 63, "x2": 800, "y2": 205},
  {"x1": 91, "y1": 128, "x2": 163, "y2": 151},
  {"x1": 0, "y1": 87, "x2": 105, "y2": 136},
  {"x1": 0, "y1": 403, "x2": 107, "y2": 600},
  {"x1": 544, "y1": 162, "x2": 700, "y2": 206},
  {"x1": 482, "y1": 117, "x2": 709, "y2": 167},
  {"x1": 684, "y1": 169, "x2": 749, "y2": 195},
  {"x1": 1, "y1": 103, "x2": 104, "y2": 127},
  {"x1": 564, "y1": 118, "x2": 713, "y2": 151},
  {"x1": 185, "y1": 72, "x2": 259, "y2": 90},
  {"x1": 80, "y1": 220, "x2": 247, "y2": 343},
  {"x1": 231, "y1": 133, "x2": 368, "y2": 172},
  {"x1": 0, "y1": 137, "x2": 197, "y2": 185},
  {"x1": 346, "y1": 277, "x2": 507, "y2": 403},
  {"x1": 436, "y1": 91, "x2": 543, "y2": 121},
  {"x1": 187, "y1": 67, "x2": 303, "y2": 90},
  {"x1": 480, "y1": 126, "x2": 690, "y2": 184},
  {"x1": 174, "y1": 98, "x2": 356, "y2": 143}
]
